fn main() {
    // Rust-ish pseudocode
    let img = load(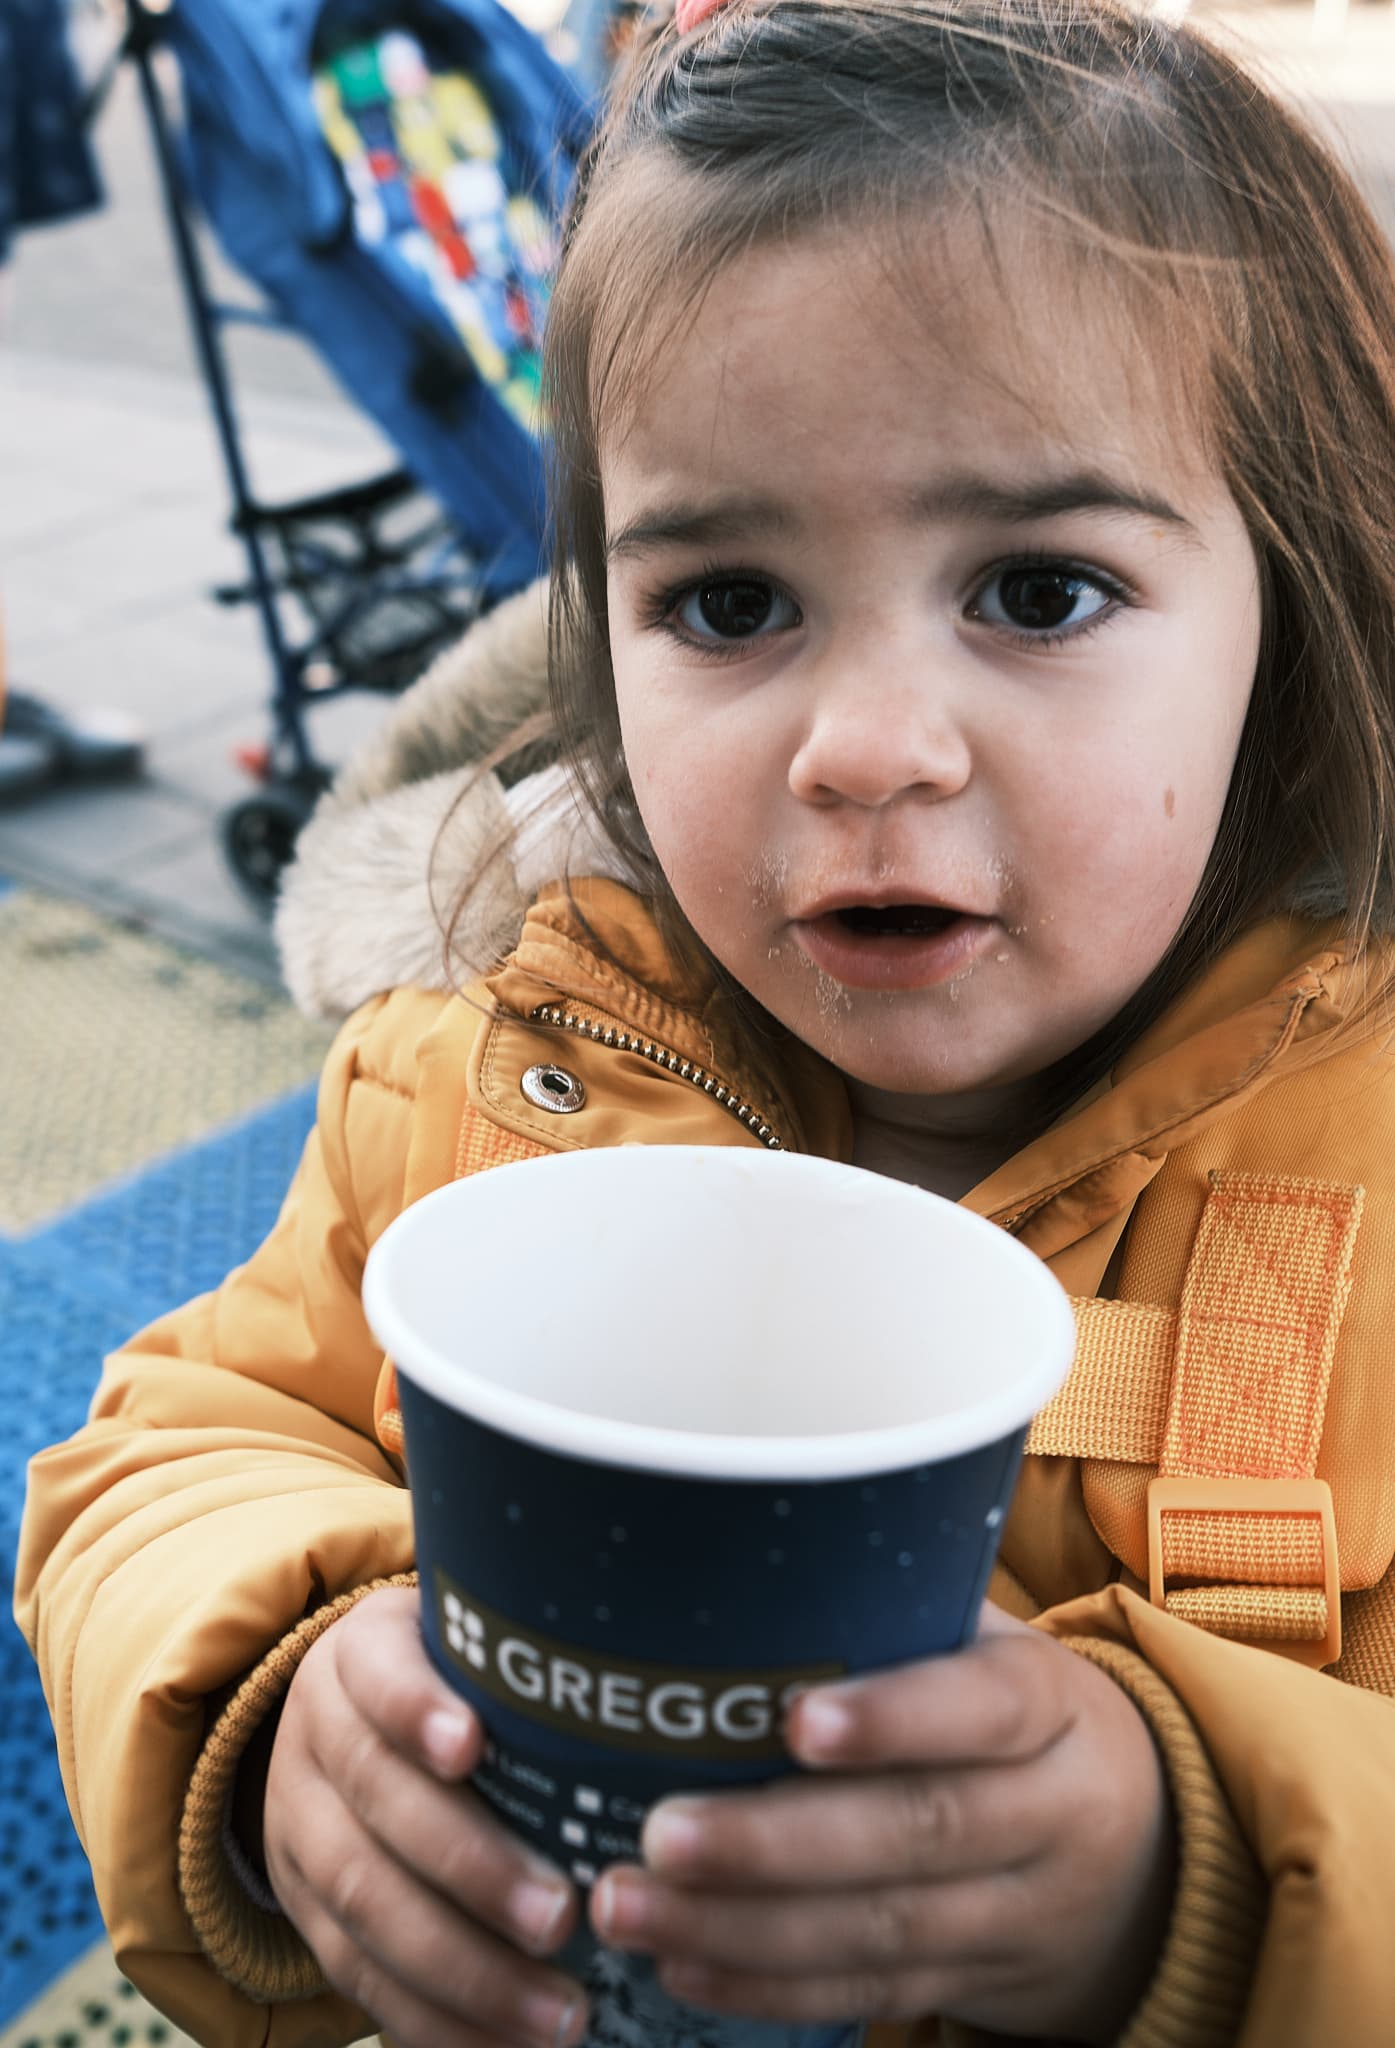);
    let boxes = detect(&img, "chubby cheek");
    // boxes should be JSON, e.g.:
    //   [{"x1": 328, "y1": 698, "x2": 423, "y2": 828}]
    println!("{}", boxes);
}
[
  {"x1": 620, "y1": 704, "x2": 750, "y2": 921},
  {"x1": 638, "y1": 787, "x2": 725, "y2": 908},
  {"x1": 1057, "y1": 757, "x2": 1228, "y2": 978}
]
